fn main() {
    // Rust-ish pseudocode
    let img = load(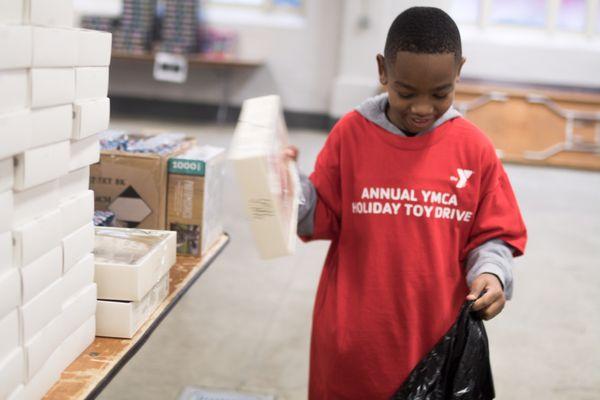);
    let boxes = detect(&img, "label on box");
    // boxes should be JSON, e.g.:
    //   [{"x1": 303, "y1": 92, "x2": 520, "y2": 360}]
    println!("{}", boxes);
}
[
  {"x1": 0, "y1": 25, "x2": 31, "y2": 70},
  {"x1": 0, "y1": 110, "x2": 32, "y2": 160},
  {"x1": 14, "y1": 141, "x2": 69, "y2": 190},
  {"x1": 0, "y1": 70, "x2": 29, "y2": 114},
  {"x1": 32, "y1": 27, "x2": 77, "y2": 67},
  {"x1": 31, "y1": 105, "x2": 73, "y2": 148},
  {"x1": 31, "y1": 68, "x2": 75, "y2": 109},
  {"x1": 21, "y1": 247, "x2": 62, "y2": 304},
  {"x1": 12, "y1": 180, "x2": 59, "y2": 227}
]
